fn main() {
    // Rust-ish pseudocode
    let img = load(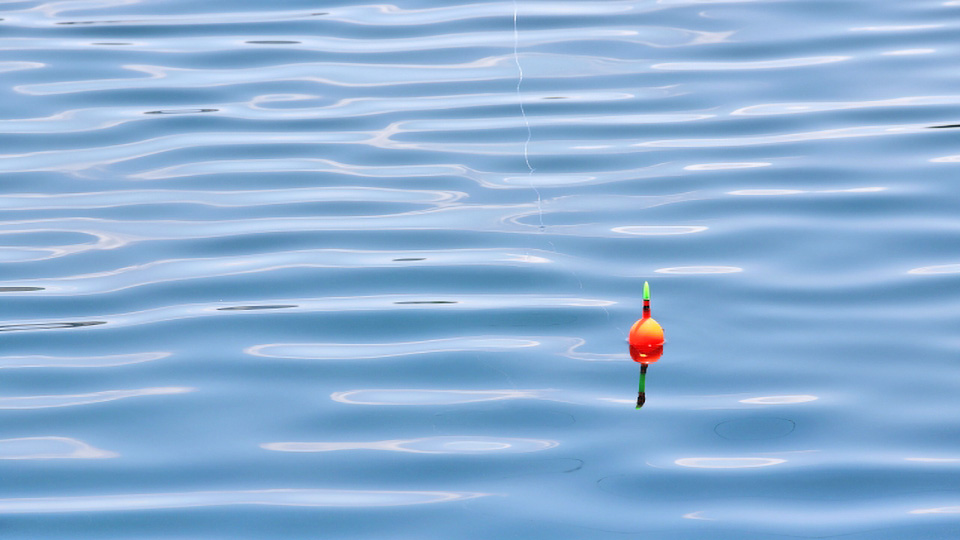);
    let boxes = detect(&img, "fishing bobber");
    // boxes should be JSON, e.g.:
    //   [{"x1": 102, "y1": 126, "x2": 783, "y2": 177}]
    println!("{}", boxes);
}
[
  {"x1": 629, "y1": 281, "x2": 663, "y2": 409},
  {"x1": 628, "y1": 281, "x2": 664, "y2": 355}
]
